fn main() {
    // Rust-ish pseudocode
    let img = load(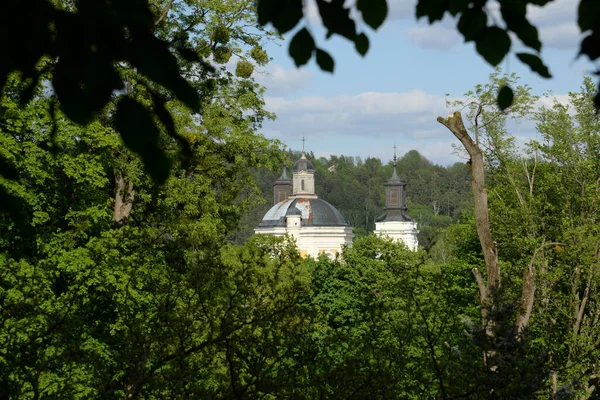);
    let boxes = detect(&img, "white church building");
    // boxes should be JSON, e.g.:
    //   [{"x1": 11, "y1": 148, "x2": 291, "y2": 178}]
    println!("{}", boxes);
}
[
  {"x1": 255, "y1": 149, "x2": 419, "y2": 257},
  {"x1": 254, "y1": 153, "x2": 354, "y2": 259}
]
